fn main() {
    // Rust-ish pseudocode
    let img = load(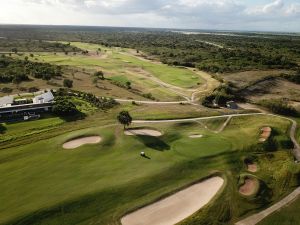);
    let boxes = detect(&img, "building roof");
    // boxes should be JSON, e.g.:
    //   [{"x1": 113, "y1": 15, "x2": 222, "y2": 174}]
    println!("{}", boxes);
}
[
  {"x1": 0, "y1": 96, "x2": 14, "y2": 108},
  {"x1": 33, "y1": 91, "x2": 54, "y2": 103}
]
